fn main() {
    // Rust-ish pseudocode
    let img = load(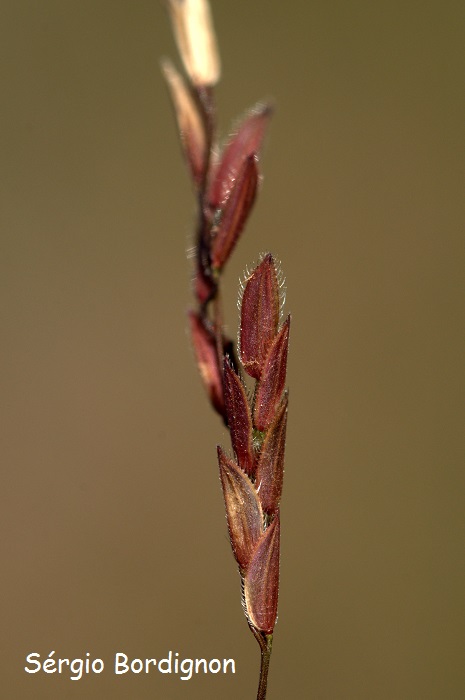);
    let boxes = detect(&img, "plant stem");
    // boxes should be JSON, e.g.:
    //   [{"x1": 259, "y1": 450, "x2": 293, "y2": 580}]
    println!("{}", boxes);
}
[{"x1": 252, "y1": 629, "x2": 273, "y2": 700}]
